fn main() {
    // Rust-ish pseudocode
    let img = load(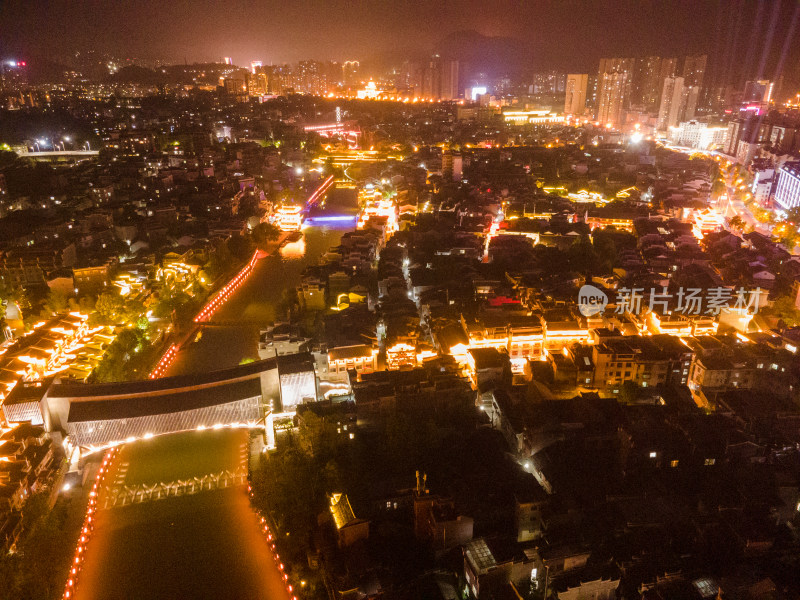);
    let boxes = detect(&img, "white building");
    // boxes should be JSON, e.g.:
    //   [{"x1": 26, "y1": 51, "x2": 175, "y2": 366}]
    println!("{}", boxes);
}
[
  {"x1": 751, "y1": 166, "x2": 776, "y2": 205},
  {"x1": 668, "y1": 120, "x2": 728, "y2": 150},
  {"x1": 774, "y1": 162, "x2": 800, "y2": 210},
  {"x1": 657, "y1": 76, "x2": 684, "y2": 132}
]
